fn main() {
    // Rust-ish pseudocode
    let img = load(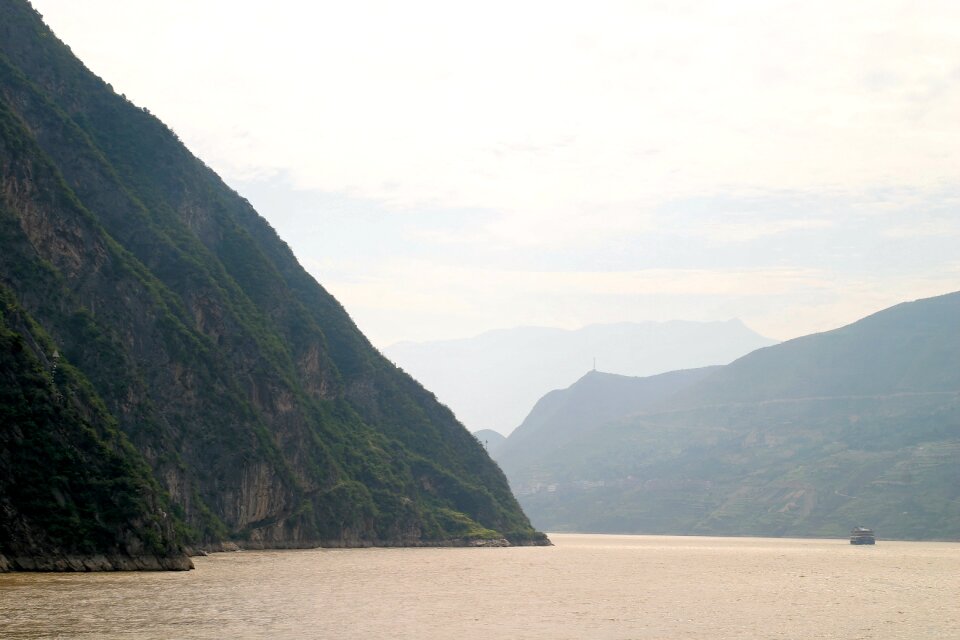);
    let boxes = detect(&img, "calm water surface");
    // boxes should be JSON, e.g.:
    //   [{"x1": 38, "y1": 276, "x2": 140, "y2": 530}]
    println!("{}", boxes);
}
[{"x1": 1, "y1": 534, "x2": 957, "y2": 639}]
